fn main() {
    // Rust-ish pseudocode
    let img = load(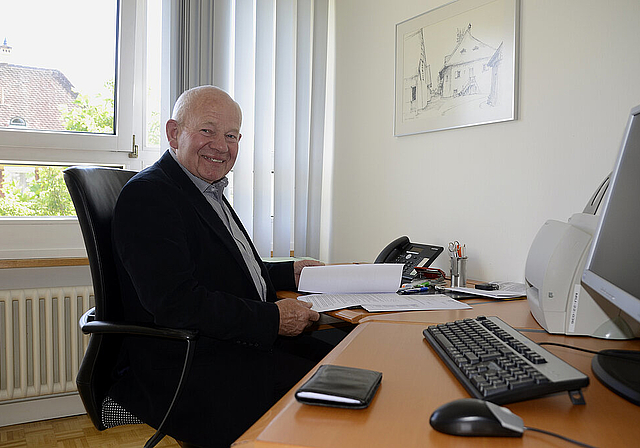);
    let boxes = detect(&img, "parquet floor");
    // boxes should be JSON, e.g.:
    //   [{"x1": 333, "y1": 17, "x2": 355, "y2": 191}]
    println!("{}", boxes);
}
[{"x1": 0, "y1": 414, "x2": 180, "y2": 447}]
